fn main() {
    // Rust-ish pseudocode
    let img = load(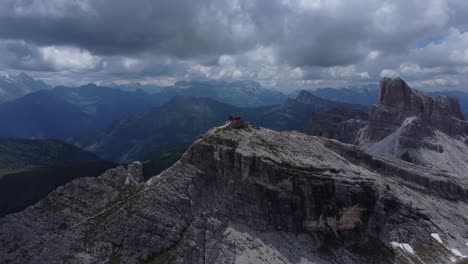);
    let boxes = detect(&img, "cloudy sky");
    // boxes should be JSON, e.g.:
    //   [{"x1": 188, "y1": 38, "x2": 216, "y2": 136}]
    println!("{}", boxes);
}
[{"x1": 1, "y1": 0, "x2": 468, "y2": 91}]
